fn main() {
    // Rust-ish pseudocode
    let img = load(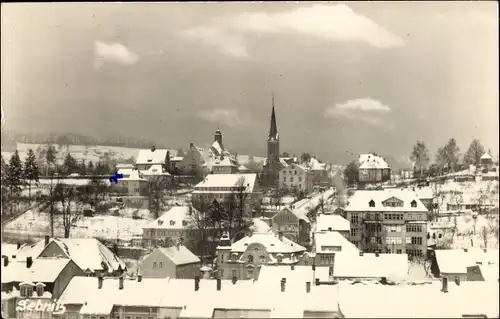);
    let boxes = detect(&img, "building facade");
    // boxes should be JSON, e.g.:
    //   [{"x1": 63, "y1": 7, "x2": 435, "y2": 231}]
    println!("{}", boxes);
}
[
  {"x1": 140, "y1": 245, "x2": 201, "y2": 279},
  {"x1": 271, "y1": 207, "x2": 311, "y2": 247},
  {"x1": 358, "y1": 153, "x2": 391, "y2": 184},
  {"x1": 278, "y1": 163, "x2": 313, "y2": 194},
  {"x1": 345, "y1": 189, "x2": 429, "y2": 257},
  {"x1": 177, "y1": 143, "x2": 205, "y2": 175},
  {"x1": 135, "y1": 146, "x2": 170, "y2": 171}
]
